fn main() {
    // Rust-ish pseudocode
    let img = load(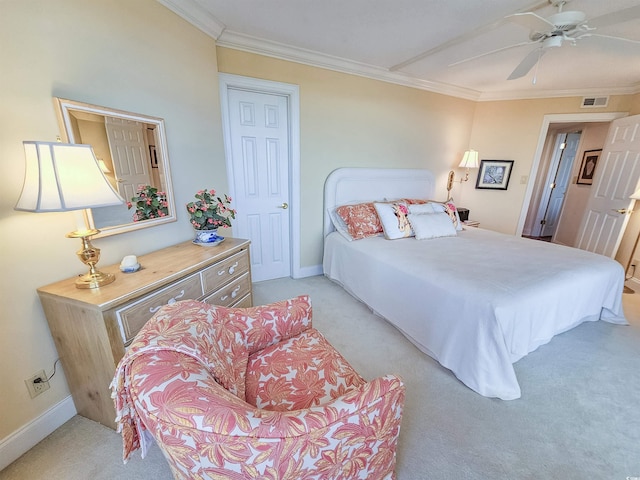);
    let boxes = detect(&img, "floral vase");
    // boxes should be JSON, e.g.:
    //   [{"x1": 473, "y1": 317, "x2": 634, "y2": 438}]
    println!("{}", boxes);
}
[{"x1": 194, "y1": 229, "x2": 219, "y2": 244}]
